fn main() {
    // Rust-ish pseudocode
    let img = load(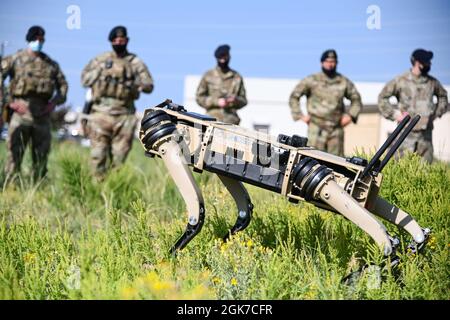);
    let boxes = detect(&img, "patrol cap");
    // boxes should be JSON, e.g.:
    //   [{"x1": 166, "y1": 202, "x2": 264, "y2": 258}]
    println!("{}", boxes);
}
[
  {"x1": 411, "y1": 49, "x2": 433, "y2": 64},
  {"x1": 108, "y1": 26, "x2": 128, "y2": 41},
  {"x1": 320, "y1": 49, "x2": 338, "y2": 62},
  {"x1": 214, "y1": 44, "x2": 230, "y2": 58},
  {"x1": 26, "y1": 26, "x2": 45, "y2": 42}
]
